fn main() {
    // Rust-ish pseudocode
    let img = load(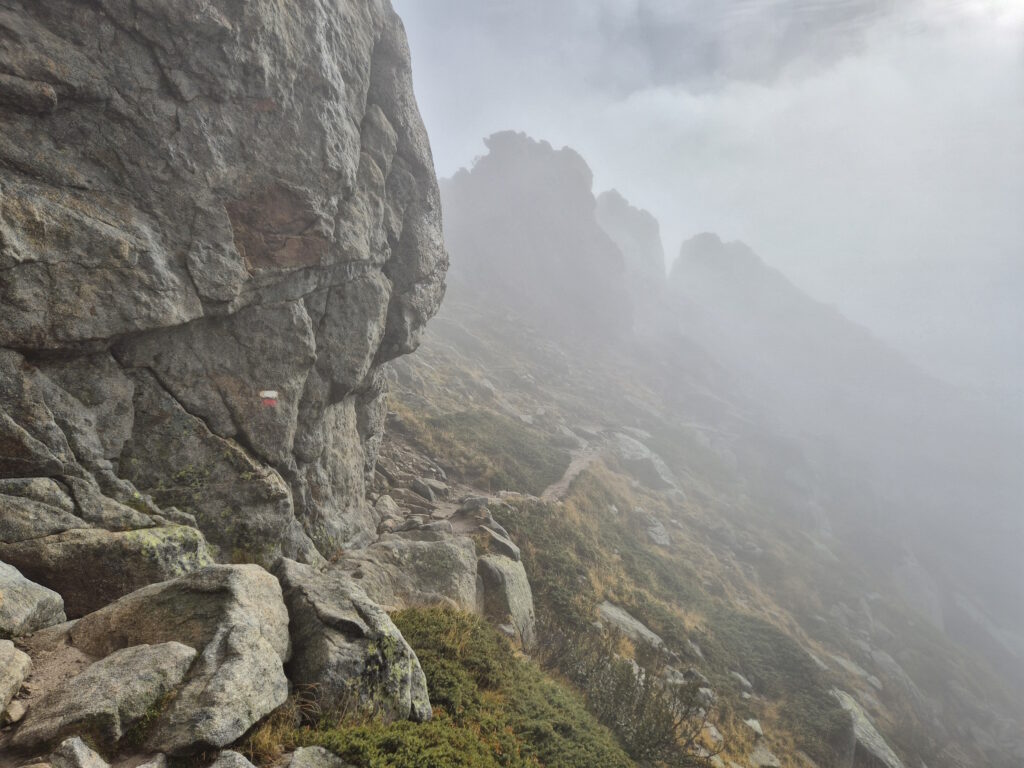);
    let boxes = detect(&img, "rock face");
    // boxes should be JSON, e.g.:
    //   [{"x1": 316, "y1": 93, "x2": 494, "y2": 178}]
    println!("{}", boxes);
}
[
  {"x1": 0, "y1": 0, "x2": 452, "y2": 763},
  {"x1": 0, "y1": 0, "x2": 447, "y2": 571},
  {"x1": 274, "y1": 559, "x2": 431, "y2": 724}
]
